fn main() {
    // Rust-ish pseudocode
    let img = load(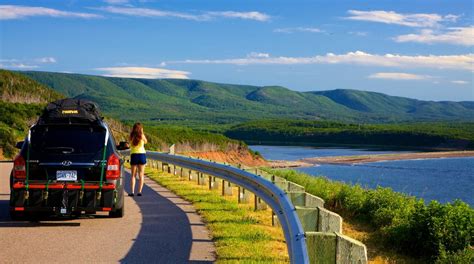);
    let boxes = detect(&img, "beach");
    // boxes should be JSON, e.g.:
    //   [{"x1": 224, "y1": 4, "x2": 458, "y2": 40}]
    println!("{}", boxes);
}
[{"x1": 269, "y1": 150, "x2": 474, "y2": 167}]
